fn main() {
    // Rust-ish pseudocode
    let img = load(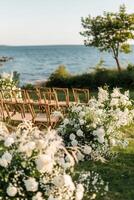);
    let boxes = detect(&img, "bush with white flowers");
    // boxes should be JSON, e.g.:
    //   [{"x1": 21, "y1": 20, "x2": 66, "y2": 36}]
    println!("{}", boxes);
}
[
  {"x1": 0, "y1": 121, "x2": 86, "y2": 199},
  {"x1": 0, "y1": 72, "x2": 21, "y2": 99},
  {"x1": 58, "y1": 88, "x2": 134, "y2": 161}
]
